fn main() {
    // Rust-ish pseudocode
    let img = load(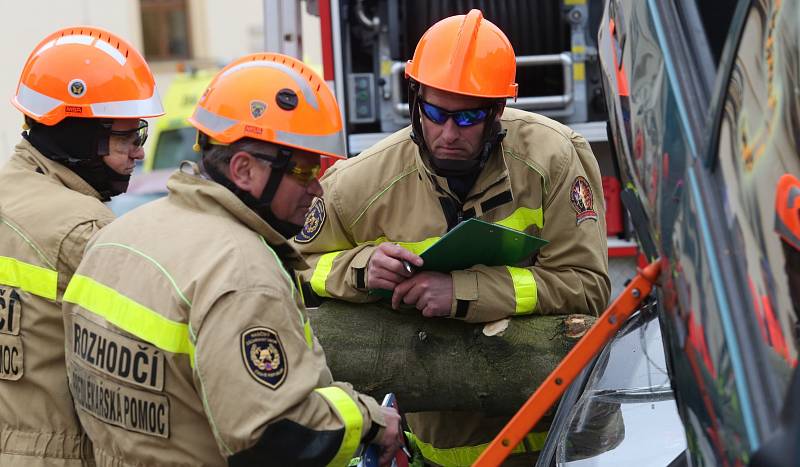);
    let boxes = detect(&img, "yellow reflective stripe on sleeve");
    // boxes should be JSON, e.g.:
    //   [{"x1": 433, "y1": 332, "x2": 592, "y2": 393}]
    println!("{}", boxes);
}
[
  {"x1": 396, "y1": 237, "x2": 439, "y2": 255},
  {"x1": 495, "y1": 206, "x2": 544, "y2": 231},
  {"x1": 0, "y1": 255, "x2": 58, "y2": 300},
  {"x1": 314, "y1": 386, "x2": 363, "y2": 467},
  {"x1": 407, "y1": 431, "x2": 547, "y2": 466},
  {"x1": 64, "y1": 274, "x2": 195, "y2": 362},
  {"x1": 356, "y1": 207, "x2": 541, "y2": 258},
  {"x1": 310, "y1": 251, "x2": 342, "y2": 298},
  {"x1": 361, "y1": 236, "x2": 441, "y2": 255},
  {"x1": 304, "y1": 319, "x2": 314, "y2": 349},
  {"x1": 507, "y1": 266, "x2": 537, "y2": 314}
]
